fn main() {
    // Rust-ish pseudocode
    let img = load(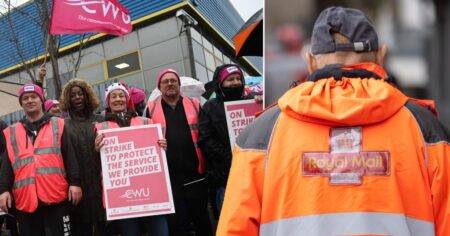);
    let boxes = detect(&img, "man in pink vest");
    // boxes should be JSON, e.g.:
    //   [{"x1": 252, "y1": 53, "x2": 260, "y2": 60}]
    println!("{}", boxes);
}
[
  {"x1": 0, "y1": 84, "x2": 82, "y2": 236},
  {"x1": 146, "y1": 69, "x2": 213, "y2": 236}
]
